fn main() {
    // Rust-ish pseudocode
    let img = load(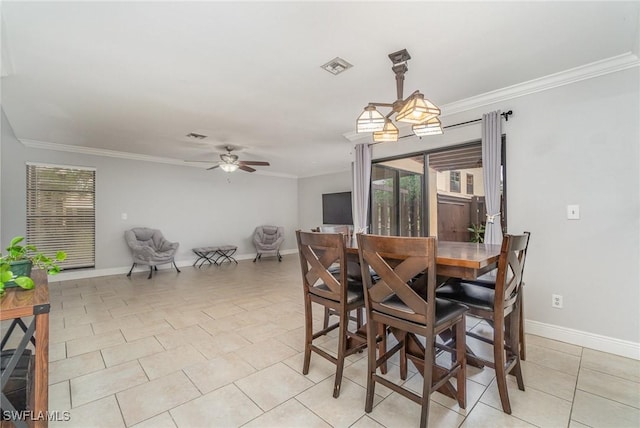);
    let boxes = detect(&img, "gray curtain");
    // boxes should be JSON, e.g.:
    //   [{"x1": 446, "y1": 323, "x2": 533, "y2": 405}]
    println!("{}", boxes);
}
[
  {"x1": 482, "y1": 110, "x2": 503, "y2": 245},
  {"x1": 352, "y1": 143, "x2": 372, "y2": 241}
]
